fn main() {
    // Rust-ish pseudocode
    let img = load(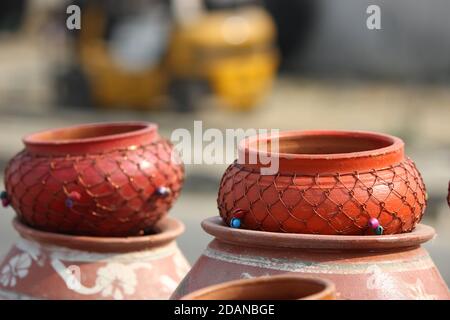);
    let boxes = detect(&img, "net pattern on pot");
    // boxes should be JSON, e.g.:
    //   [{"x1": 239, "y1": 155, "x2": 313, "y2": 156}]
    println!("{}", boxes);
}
[
  {"x1": 5, "y1": 140, "x2": 184, "y2": 236},
  {"x1": 217, "y1": 158, "x2": 426, "y2": 235}
]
